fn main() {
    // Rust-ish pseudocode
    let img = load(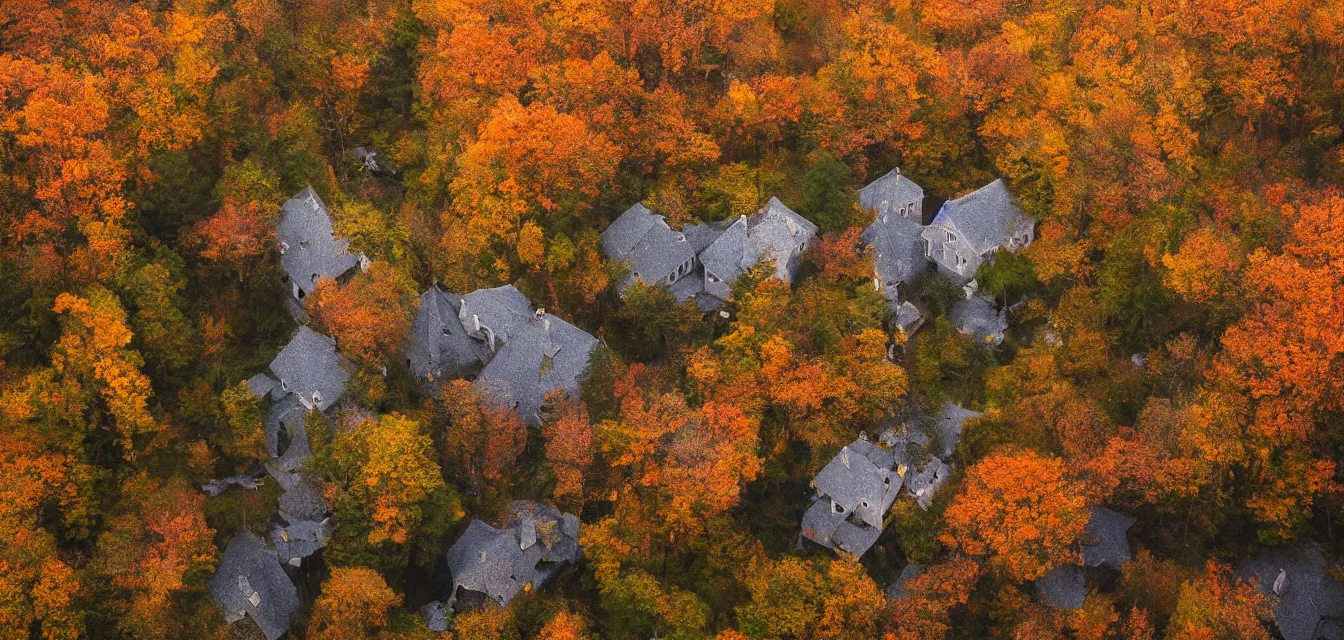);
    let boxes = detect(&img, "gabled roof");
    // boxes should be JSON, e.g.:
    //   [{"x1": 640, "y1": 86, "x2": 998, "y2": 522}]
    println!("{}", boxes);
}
[
  {"x1": 277, "y1": 474, "x2": 328, "y2": 523},
  {"x1": 1082, "y1": 507, "x2": 1135, "y2": 570},
  {"x1": 746, "y1": 197, "x2": 818, "y2": 284},
  {"x1": 445, "y1": 501, "x2": 581, "y2": 608},
  {"x1": 864, "y1": 214, "x2": 926, "y2": 303},
  {"x1": 278, "y1": 187, "x2": 360, "y2": 297},
  {"x1": 906, "y1": 458, "x2": 950, "y2": 510},
  {"x1": 405, "y1": 286, "x2": 487, "y2": 384},
  {"x1": 1037, "y1": 563, "x2": 1086, "y2": 610},
  {"x1": 474, "y1": 312, "x2": 598, "y2": 426},
  {"x1": 602, "y1": 204, "x2": 697, "y2": 289},
  {"x1": 802, "y1": 437, "x2": 904, "y2": 558},
  {"x1": 1238, "y1": 544, "x2": 1344, "y2": 640},
  {"x1": 271, "y1": 516, "x2": 332, "y2": 567},
  {"x1": 698, "y1": 216, "x2": 751, "y2": 285},
  {"x1": 859, "y1": 168, "x2": 925, "y2": 215},
  {"x1": 459, "y1": 285, "x2": 535, "y2": 343},
  {"x1": 269, "y1": 326, "x2": 350, "y2": 412},
  {"x1": 208, "y1": 531, "x2": 300, "y2": 640},
  {"x1": 202, "y1": 475, "x2": 262, "y2": 497},
  {"x1": 923, "y1": 179, "x2": 1029, "y2": 254},
  {"x1": 813, "y1": 442, "x2": 900, "y2": 529},
  {"x1": 601, "y1": 203, "x2": 660, "y2": 262}
]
